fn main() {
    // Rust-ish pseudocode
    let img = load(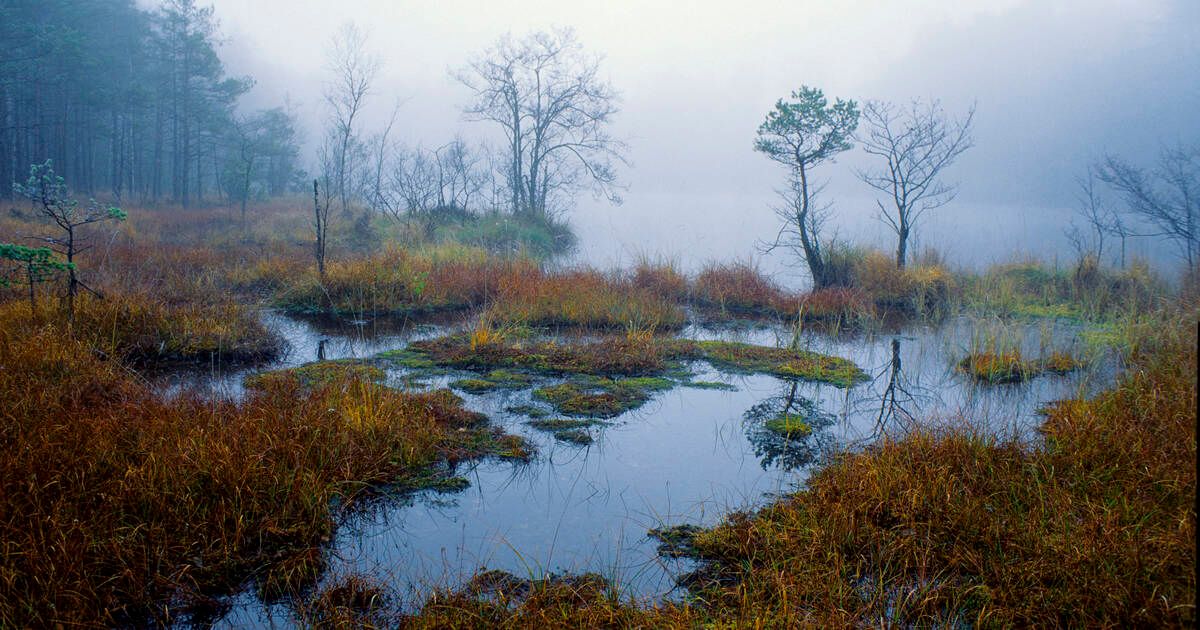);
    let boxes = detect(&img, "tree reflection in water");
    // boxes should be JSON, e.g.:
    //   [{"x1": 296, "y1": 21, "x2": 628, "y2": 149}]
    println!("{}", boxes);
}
[{"x1": 743, "y1": 380, "x2": 835, "y2": 471}]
